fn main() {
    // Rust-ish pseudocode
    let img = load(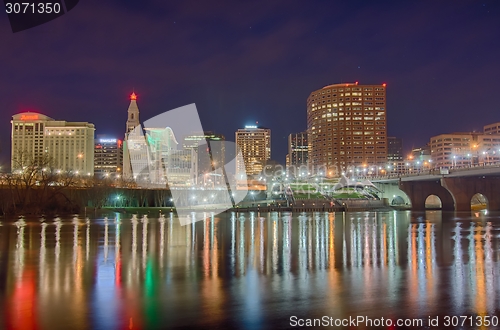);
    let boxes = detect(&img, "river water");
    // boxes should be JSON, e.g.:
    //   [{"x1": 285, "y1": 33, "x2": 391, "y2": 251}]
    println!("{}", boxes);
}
[{"x1": 1, "y1": 210, "x2": 499, "y2": 329}]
